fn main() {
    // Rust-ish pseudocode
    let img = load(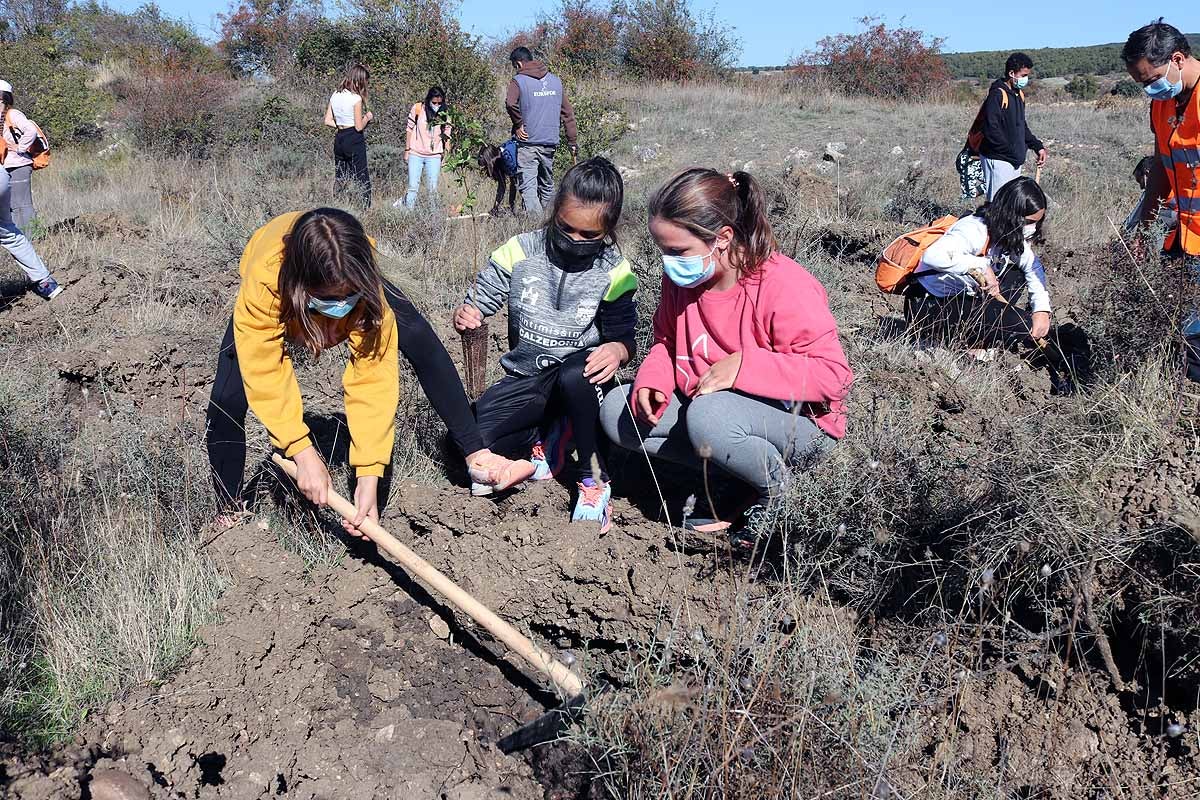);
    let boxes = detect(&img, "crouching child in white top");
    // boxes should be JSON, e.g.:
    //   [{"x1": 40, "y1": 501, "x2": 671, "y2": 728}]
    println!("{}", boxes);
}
[{"x1": 905, "y1": 176, "x2": 1088, "y2": 392}]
